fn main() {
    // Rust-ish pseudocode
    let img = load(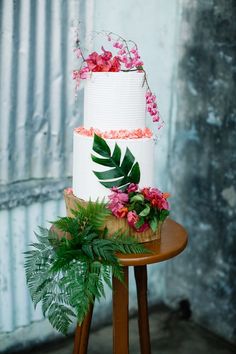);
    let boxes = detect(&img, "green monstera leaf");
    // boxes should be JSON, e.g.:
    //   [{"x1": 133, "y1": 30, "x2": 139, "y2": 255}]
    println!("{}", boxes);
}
[{"x1": 91, "y1": 134, "x2": 140, "y2": 190}]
